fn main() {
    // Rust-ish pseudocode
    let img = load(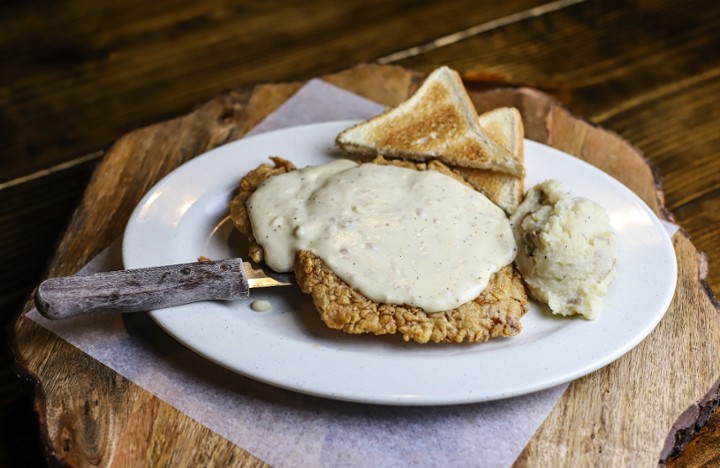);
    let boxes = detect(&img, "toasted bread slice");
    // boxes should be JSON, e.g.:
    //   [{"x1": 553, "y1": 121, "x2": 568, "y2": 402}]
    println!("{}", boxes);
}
[
  {"x1": 336, "y1": 66, "x2": 525, "y2": 176},
  {"x1": 452, "y1": 107, "x2": 524, "y2": 214}
]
